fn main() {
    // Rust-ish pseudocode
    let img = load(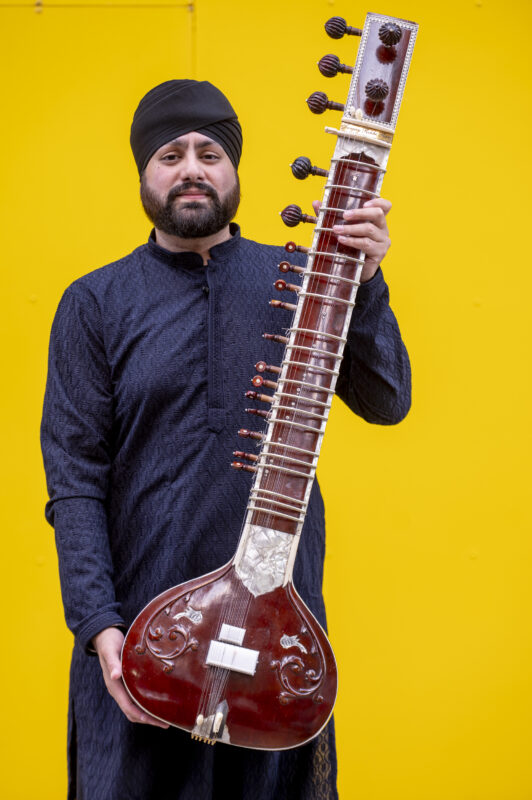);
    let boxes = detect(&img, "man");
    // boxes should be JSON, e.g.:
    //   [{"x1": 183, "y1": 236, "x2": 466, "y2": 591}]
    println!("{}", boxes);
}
[{"x1": 41, "y1": 80, "x2": 410, "y2": 799}]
